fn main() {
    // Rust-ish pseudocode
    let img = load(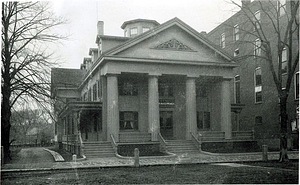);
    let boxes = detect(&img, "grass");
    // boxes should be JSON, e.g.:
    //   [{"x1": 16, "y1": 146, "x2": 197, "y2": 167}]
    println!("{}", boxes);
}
[{"x1": 2, "y1": 161, "x2": 298, "y2": 184}]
